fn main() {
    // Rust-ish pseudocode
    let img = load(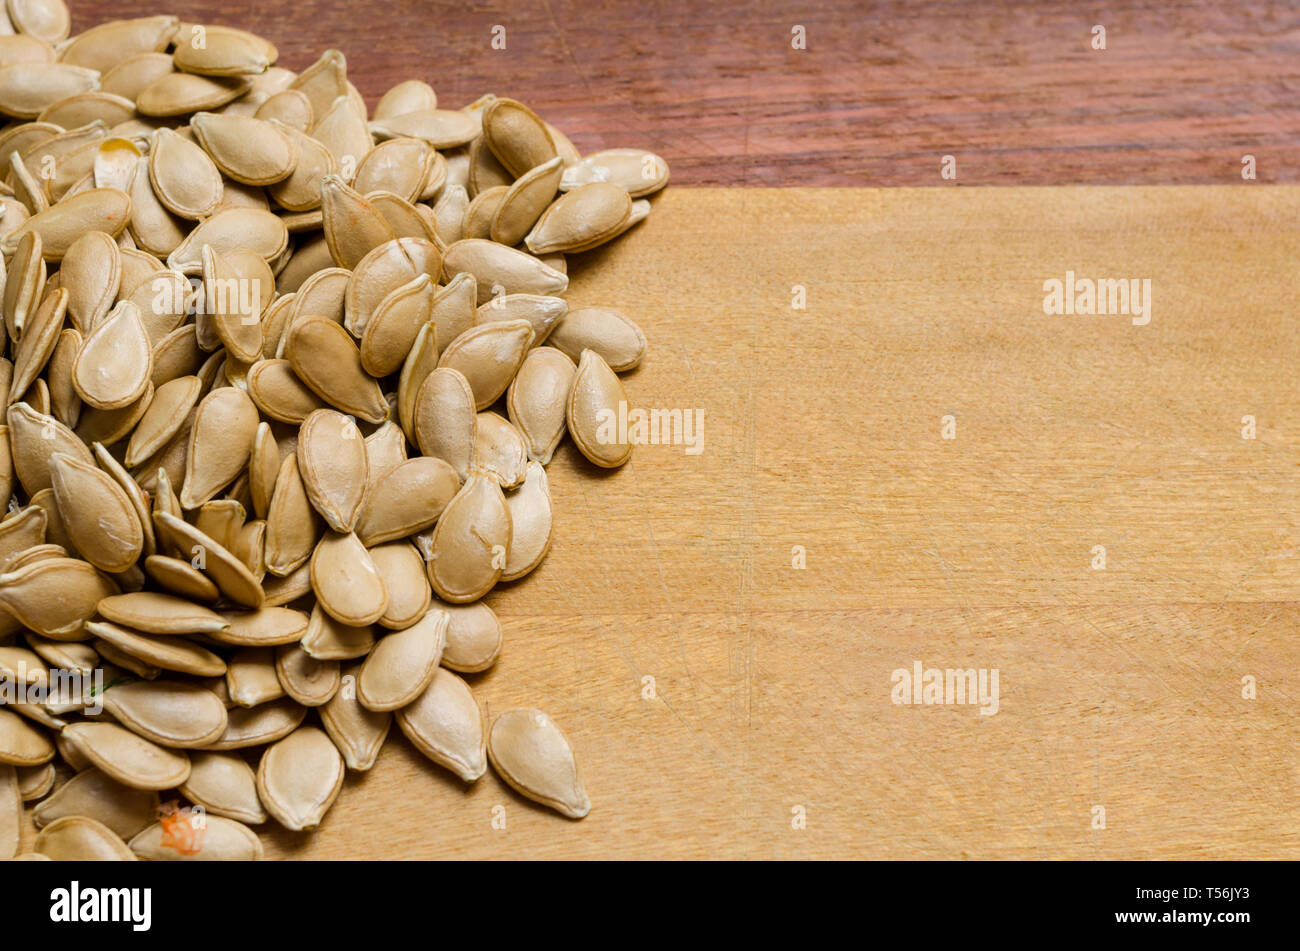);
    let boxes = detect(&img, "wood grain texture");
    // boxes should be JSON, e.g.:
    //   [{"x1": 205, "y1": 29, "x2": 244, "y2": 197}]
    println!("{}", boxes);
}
[
  {"x1": 19, "y1": 185, "x2": 1291, "y2": 859},
  {"x1": 64, "y1": 0, "x2": 1300, "y2": 185}
]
